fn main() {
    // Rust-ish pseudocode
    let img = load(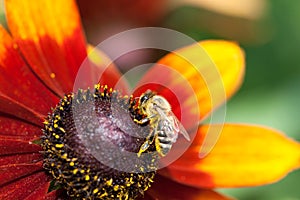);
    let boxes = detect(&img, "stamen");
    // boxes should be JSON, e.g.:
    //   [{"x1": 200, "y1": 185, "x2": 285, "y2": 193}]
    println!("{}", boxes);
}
[{"x1": 42, "y1": 84, "x2": 158, "y2": 199}]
